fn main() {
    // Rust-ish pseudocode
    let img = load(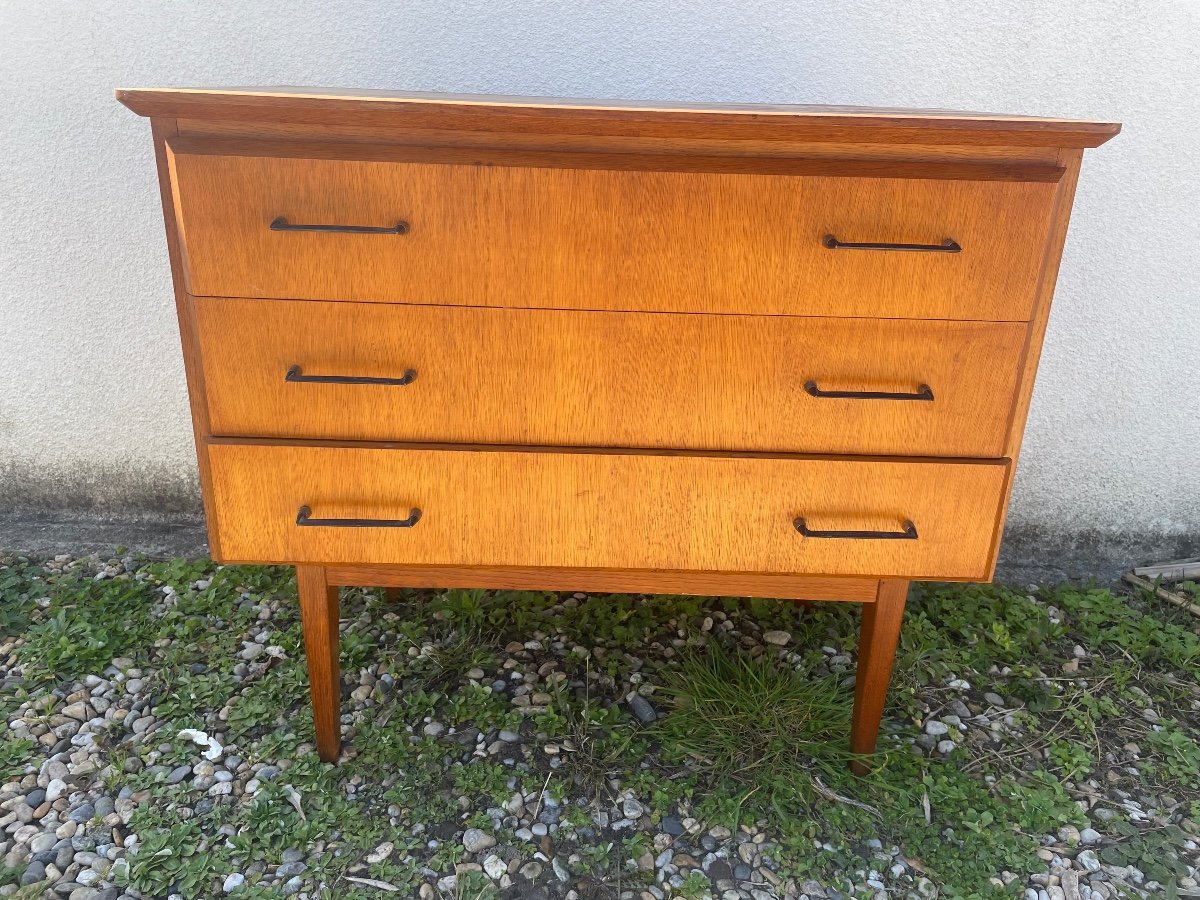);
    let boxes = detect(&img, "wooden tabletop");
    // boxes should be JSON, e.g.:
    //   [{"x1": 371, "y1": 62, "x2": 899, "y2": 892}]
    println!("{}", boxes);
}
[{"x1": 116, "y1": 87, "x2": 1120, "y2": 148}]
